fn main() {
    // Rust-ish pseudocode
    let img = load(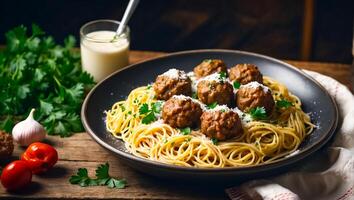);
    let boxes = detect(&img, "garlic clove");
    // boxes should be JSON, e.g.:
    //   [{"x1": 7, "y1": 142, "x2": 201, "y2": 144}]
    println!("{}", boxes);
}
[{"x1": 12, "y1": 108, "x2": 46, "y2": 146}]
